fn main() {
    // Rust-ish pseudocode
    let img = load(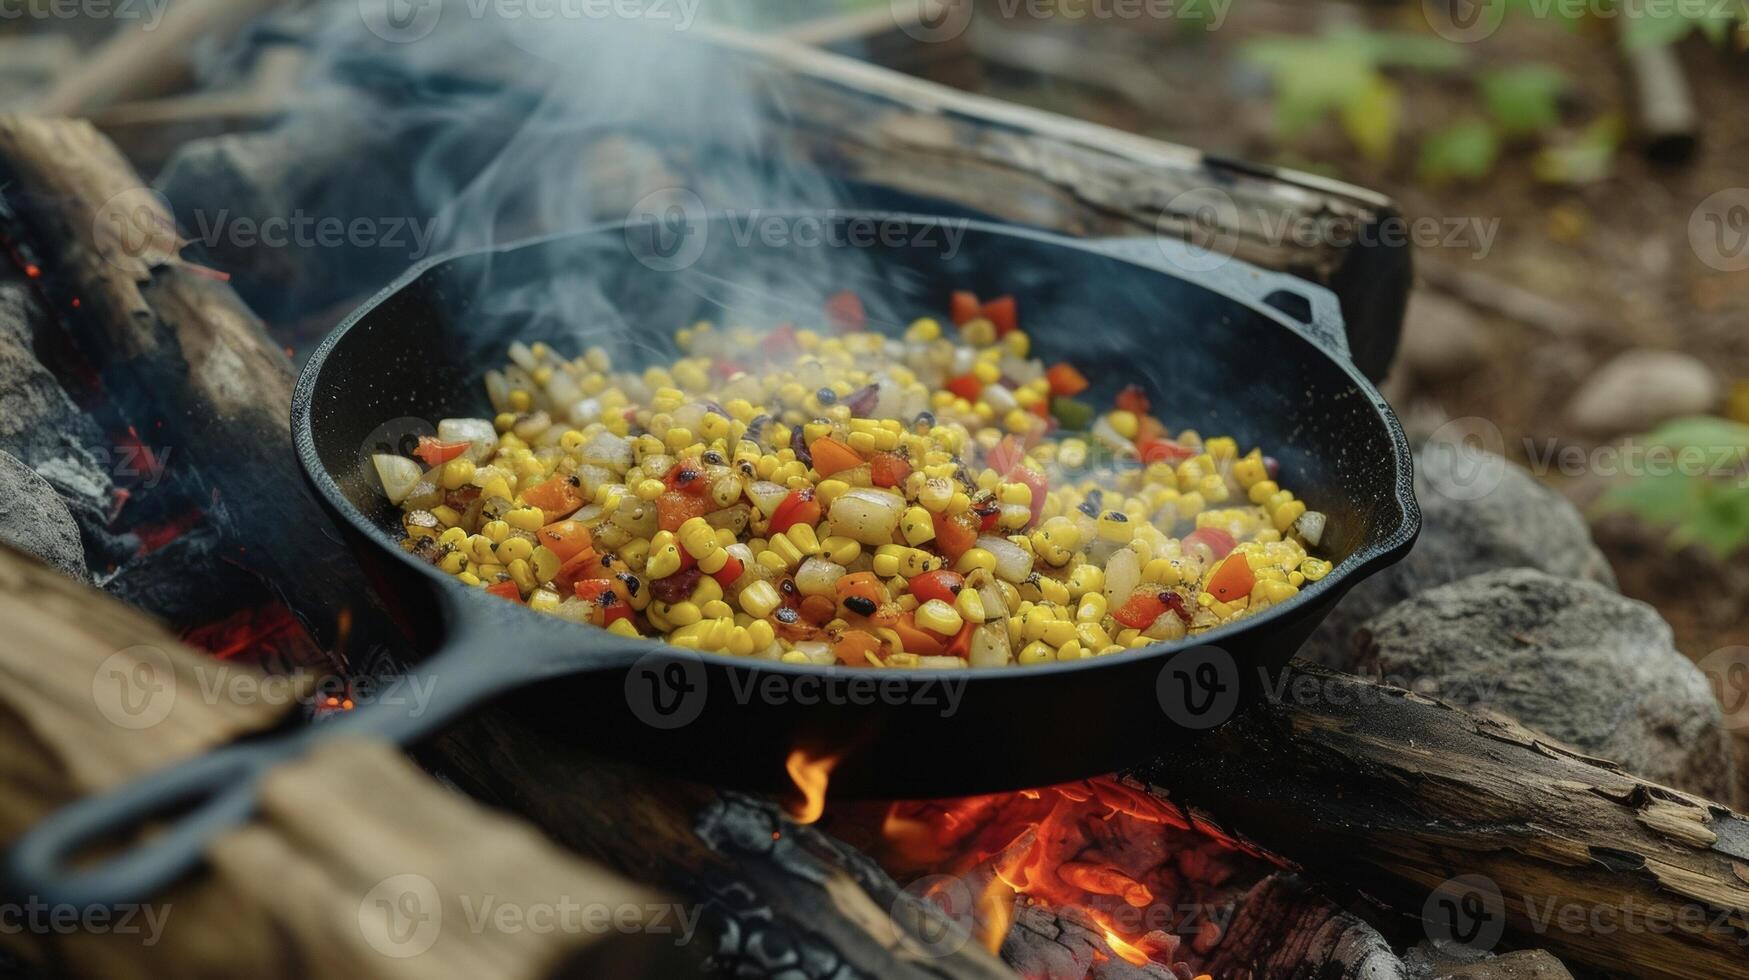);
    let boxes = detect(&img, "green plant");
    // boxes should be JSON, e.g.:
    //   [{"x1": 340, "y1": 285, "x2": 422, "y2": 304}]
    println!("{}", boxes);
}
[{"x1": 1596, "y1": 416, "x2": 1749, "y2": 557}]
